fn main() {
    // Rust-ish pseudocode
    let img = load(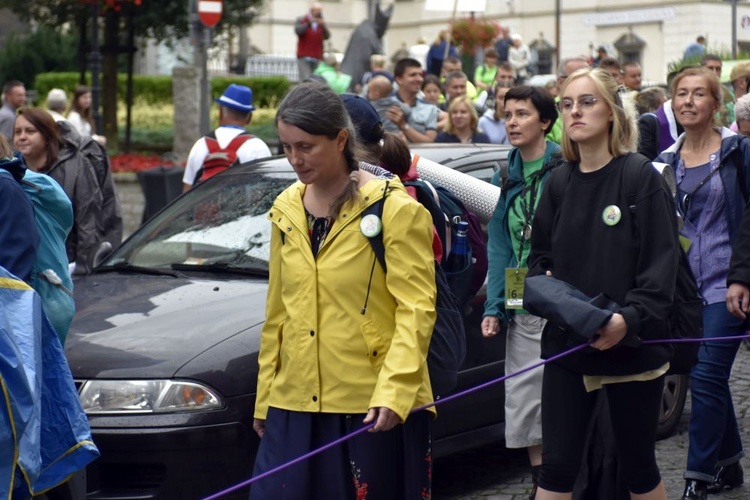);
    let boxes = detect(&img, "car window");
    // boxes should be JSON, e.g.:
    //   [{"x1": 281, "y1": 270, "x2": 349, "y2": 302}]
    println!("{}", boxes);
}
[
  {"x1": 458, "y1": 160, "x2": 507, "y2": 184},
  {"x1": 107, "y1": 172, "x2": 296, "y2": 271}
]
